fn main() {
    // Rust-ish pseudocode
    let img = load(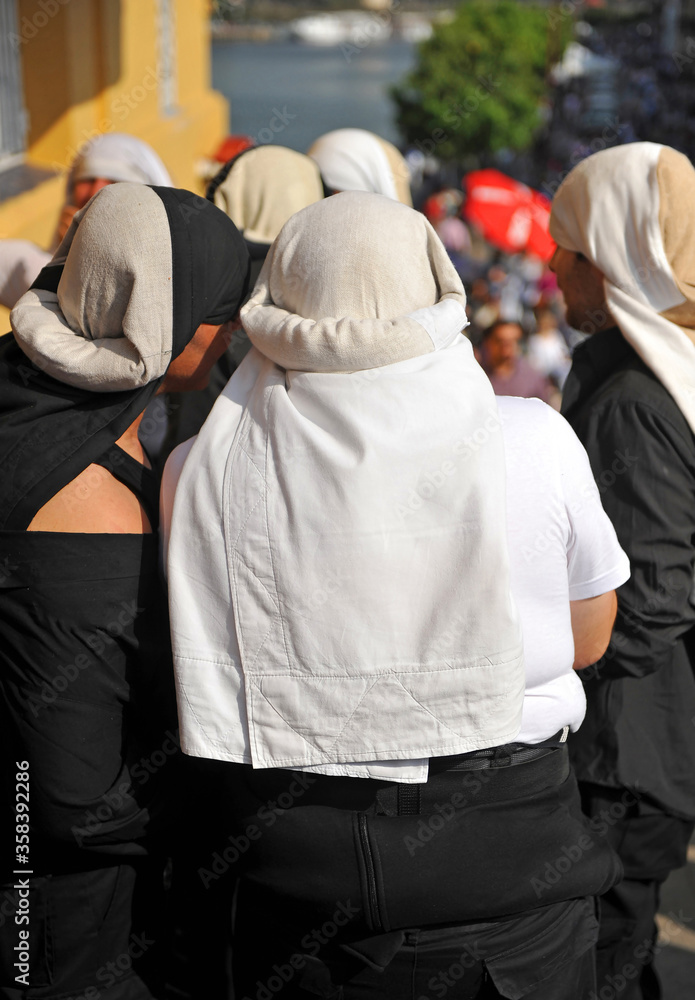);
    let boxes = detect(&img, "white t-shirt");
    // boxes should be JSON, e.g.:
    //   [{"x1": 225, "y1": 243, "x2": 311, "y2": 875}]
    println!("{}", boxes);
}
[
  {"x1": 161, "y1": 395, "x2": 629, "y2": 780},
  {"x1": 499, "y1": 395, "x2": 629, "y2": 742}
]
